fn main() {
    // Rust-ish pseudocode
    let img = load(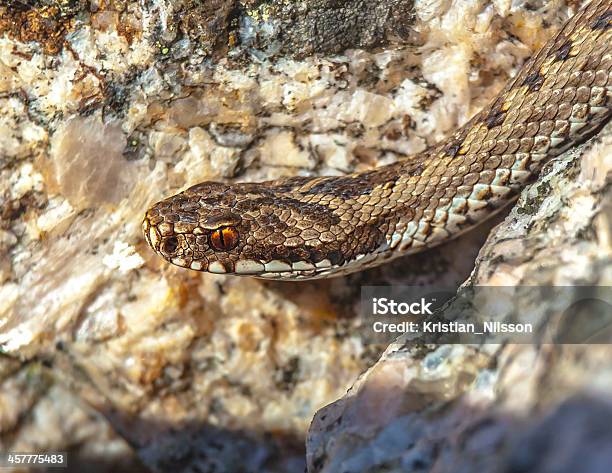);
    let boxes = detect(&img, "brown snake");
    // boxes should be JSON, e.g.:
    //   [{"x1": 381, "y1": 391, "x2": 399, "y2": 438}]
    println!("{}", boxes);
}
[{"x1": 143, "y1": 0, "x2": 611, "y2": 280}]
